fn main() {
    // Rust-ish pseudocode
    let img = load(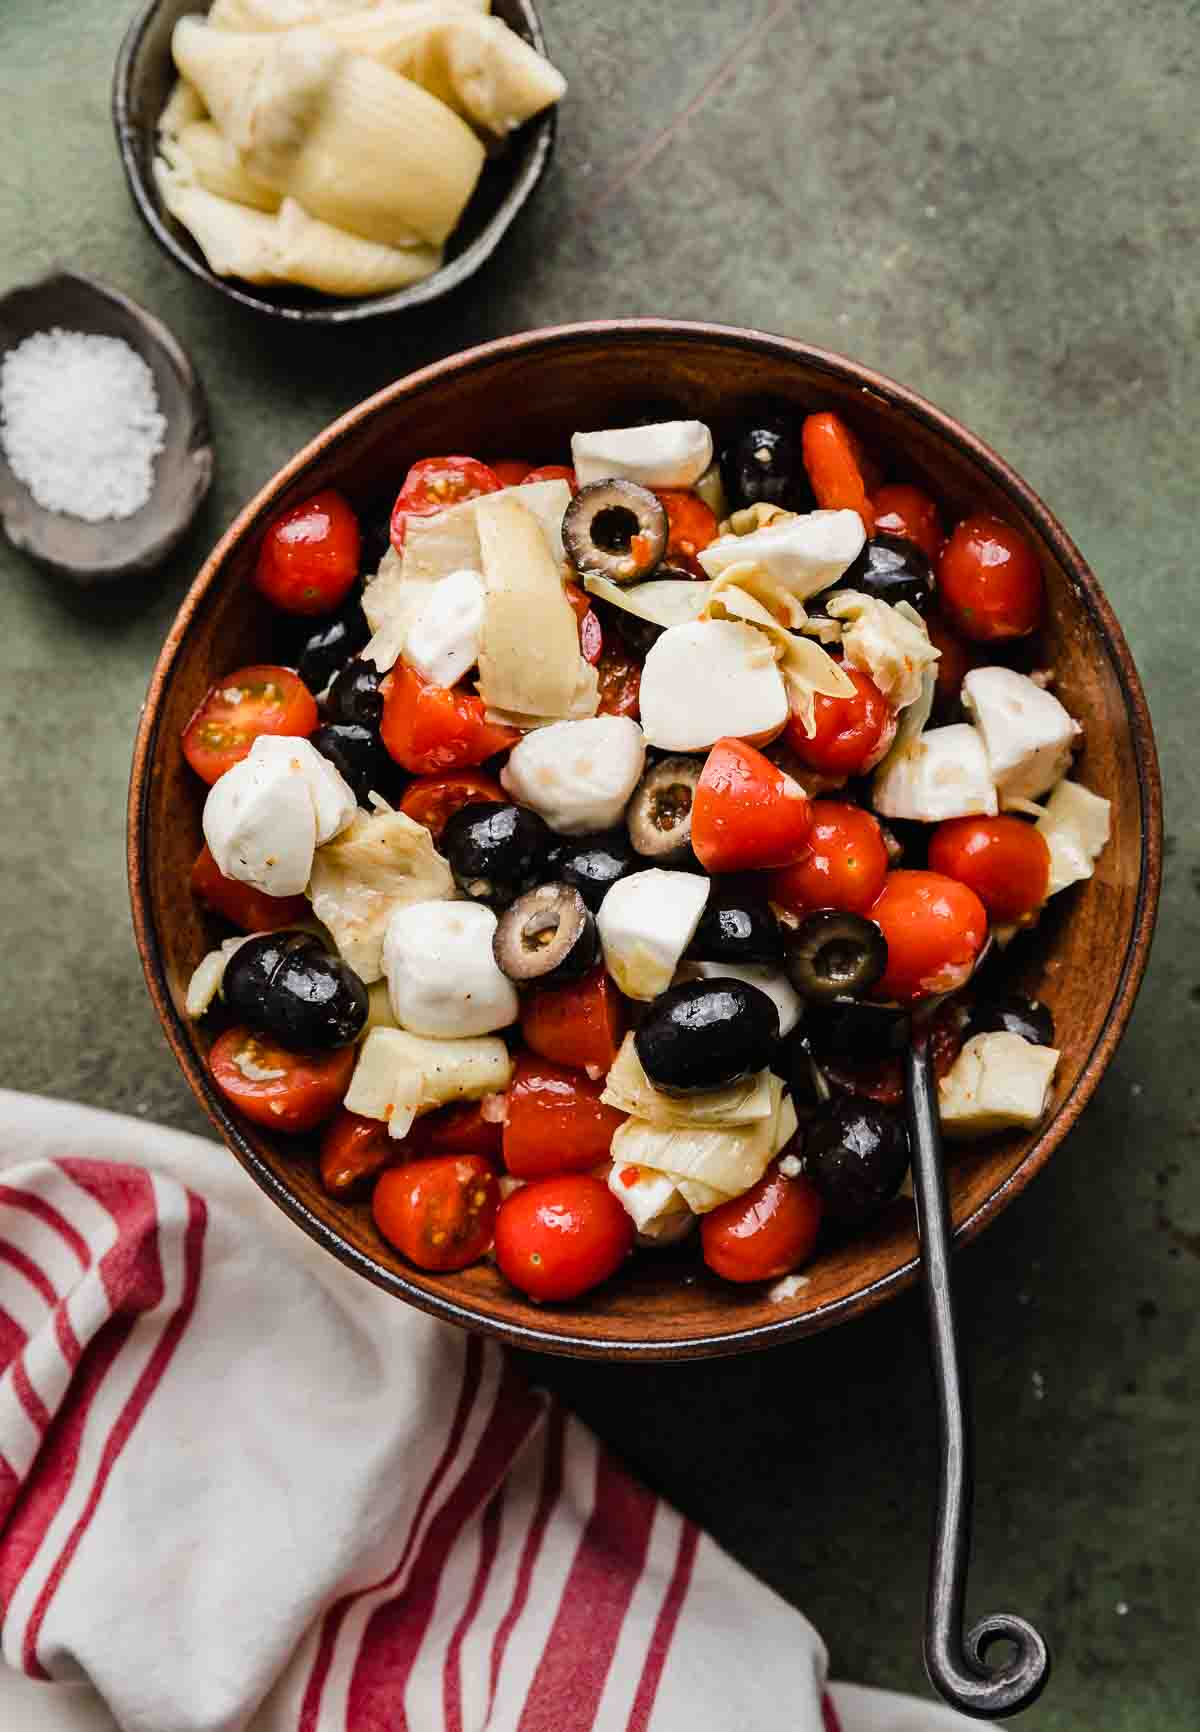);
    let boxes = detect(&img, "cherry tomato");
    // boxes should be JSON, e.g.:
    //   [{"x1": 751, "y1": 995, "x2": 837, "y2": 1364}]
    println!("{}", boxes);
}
[
  {"x1": 181, "y1": 665, "x2": 318, "y2": 784},
  {"x1": 520, "y1": 964, "x2": 626, "y2": 1075},
  {"x1": 595, "y1": 636, "x2": 641, "y2": 718},
  {"x1": 380, "y1": 663, "x2": 520, "y2": 774},
  {"x1": 869, "y1": 870, "x2": 988, "y2": 1004},
  {"x1": 253, "y1": 490, "x2": 361, "y2": 617},
  {"x1": 408, "y1": 1099, "x2": 504, "y2": 1162},
  {"x1": 801, "y1": 412, "x2": 876, "y2": 533},
  {"x1": 494, "y1": 1174, "x2": 633, "y2": 1301},
  {"x1": 399, "y1": 771, "x2": 505, "y2": 841},
  {"x1": 822, "y1": 1001, "x2": 963, "y2": 1106},
  {"x1": 209, "y1": 1027, "x2": 355, "y2": 1133},
  {"x1": 691, "y1": 738, "x2": 812, "y2": 873},
  {"x1": 320, "y1": 1110, "x2": 393, "y2": 1197},
  {"x1": 769, "y1": 801, "x2": 889, "y2": 916},
  {"x1": 785, "y1": 666, "x2": 895, "y2": 777},
  {"x1": 389, "y1": 457, "x2": 502, "y2": 552},
  {"x1": 925, "y1": 612, "x2": 977, "y2": 710},
  {"x1": 373, "y1": 1155, "x2": 498, "y2": 1272},
  {"x1": 700, "y1": 1158, "x2": 823, "y2": 1283},
  {"x1": 524, "y1": 464, "x2": 577, "y2": 492},
  {"x1": 937, "y1": 515, "x2": 1043, "y2": 641},
  {"x1": 564, "y1": 582, "x2": 603, "y2": 665},
  {"x1": 654, "y1": 489, "x2": 718, "y2": 573},
  {"x1": 928, "y1": 816, "x2": 1051, "y2": 922},
  {"x1": 503, "y1": 1054, "x2": 626, "y2": 1180},
  {"x1": 871, "y1": 484, "x2": 945, "y2": 560},
  {"x1": 491, "y1": 459, "x2": 533, "y2": 487},
  {"x1": 190, "y1": 845, "x2": 310, "y2": 932}
]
